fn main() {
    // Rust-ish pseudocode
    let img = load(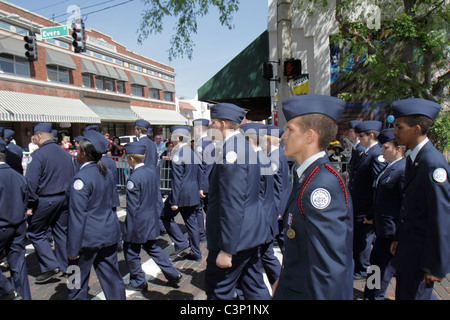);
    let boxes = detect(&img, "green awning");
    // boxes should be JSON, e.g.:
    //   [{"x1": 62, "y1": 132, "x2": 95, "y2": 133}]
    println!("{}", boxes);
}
[{"x1": 197, "y1": 30, "x2": 270, "y2": 114}]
